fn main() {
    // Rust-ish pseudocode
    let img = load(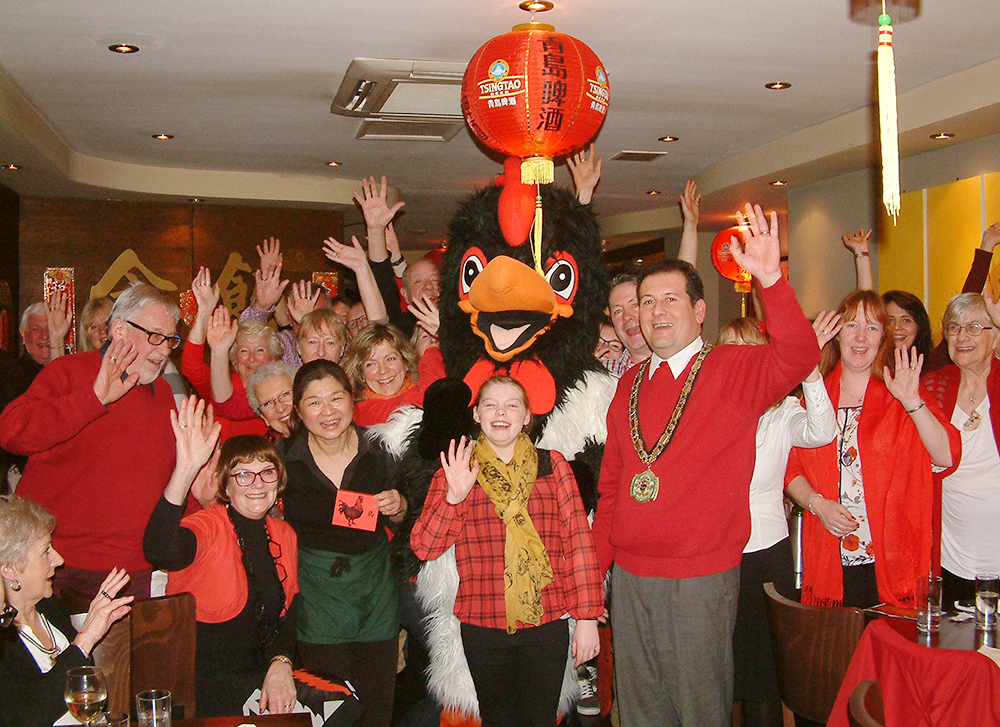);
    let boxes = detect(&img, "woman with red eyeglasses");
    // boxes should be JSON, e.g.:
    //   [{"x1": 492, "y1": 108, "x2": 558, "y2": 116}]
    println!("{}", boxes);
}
[{"x1": 143, "y1": 397, "x2": 299, "y2": 717}]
